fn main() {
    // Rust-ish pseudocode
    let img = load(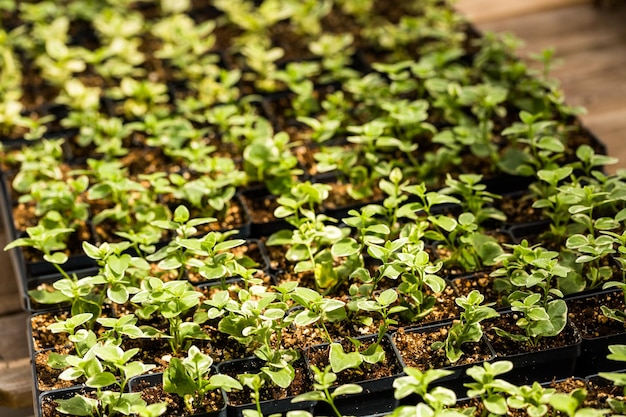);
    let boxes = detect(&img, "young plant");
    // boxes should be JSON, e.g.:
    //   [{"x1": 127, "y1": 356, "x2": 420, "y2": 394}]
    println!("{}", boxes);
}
[
  {"x1": 131, "y1": 278, "x2": 208, "y2": 354},
  {"x1": 441, "y1": 173, "x2": 506, "y2": 226},
  {"x1": 96, "y1": 314, "x2": 149, "y2": 346},
  {"x1": 493, "y1": 292, "x2": 568, "y2": 348},
  {"x1": 86, "y1": 159, "x2": 169, "y2": 237},
  {"x1": 394, "y1": 239, "x2": 447, "y2": 323},
  {"x1": 163, "y1": 345, "x2": 242, "y2": 414},
  {"x1": 431, "y1": 290, "x2": 498, "y2": 363},
  {"x1": 404, "y1": 182, "x2": 503, "y2": 273},
  {"x1": 151, "y1": 13, "x2": 217, "y2": 80},
  {"x1": 547, "y1": 388, "x2": 608, "y2": 417},
  {"x1": 598, "y1": 344, "x2": 626, "y2": 414},
  {"x1": 308, "y1": 32, "x2": 357, "y2": 82},
  {"x1": 55, "y1": 343, "x2": 163, "y2": 417},
  {"x1": 267, "y1": 182, "x2": 355, "y2": 294},
  {"x1": 107, "y1": 77, "x2": 170, "y2": 118},
  {"x1": 291, "y1": 365, "x2": 363, "y2": 417},
  {"x1": 323, "y1": 335, "x2": 384, "y2": 375},
  {"x1": 4, "y1": 223, "x2": 74, "y2": 270},
  {"x1": 347, "y1": 236, "x2": 406, "y2": 301},
  {"x1": 9, "y1": 138, "x2": 65, "y2": 195},
  {"x1": 600, "y1": 280, "x2": 626, "y2": 325},
  {"x1": 530, "y1": 166, "x2": 577, "y2": 245},
  {"x1": 490, "y1": 240, "x2": 574, "y2": 300},
  {"x1": 499, "y1": 110, "x2": 566, "y2": 177},
  {"x1": 464, "y1": 361, "x2": 517, "y2": 417},
  {"x1": 506, "y1": 381, "x2": 555, "y2": 417},
  {"x1": 559, "y1": 181, "x2": 621, "y2": 290},
  {"x1": 19, "y1": 174, "x2": 90, "y2": 230},
  {"x1": 167, "y1": 169, "x2": 246, "y2": 220},
  {"x1": 291, "y1": 286, "x2": 347, "y2": 344},
  {"x1": 354, "y1": 167, "x2": 422, "y2": 236},
  {"x1": 565, "y1": 232, "x2": 615, "y2": 290},
  {"x1": 243, "y1": 131, "x2": 303, "y2": 195},
  {"x1": 457, "y1": 83, "x2": 508, "y2": 166},
  {"x1": 47, "y1": 313, "x2": 96, "y2": 358},
  {"x1": 218, "y1": 284, "x2": 300, "y2": 389},
  {"x1": 239, "y1": 39, "x2": 285, "y2": 92},
  {"x1": 352, "y1": 288, "x2": 407, "y2": 352},
  {"x1": 145, "y1": 205, "x2": 219, "y2": 280},
  {"x1": 392, "y1": 368, "x2": 464, "y2": 417}
]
